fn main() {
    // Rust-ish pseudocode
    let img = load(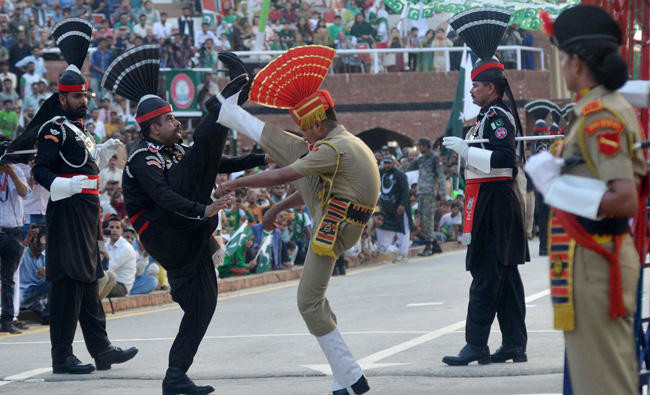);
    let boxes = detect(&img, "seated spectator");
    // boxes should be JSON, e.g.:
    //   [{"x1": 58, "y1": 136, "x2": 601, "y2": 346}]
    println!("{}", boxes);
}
[
  {"x1": 0, "y1": 100, "x2": 19, "y2": 138},
  {"x1": 219, "y1": 224, "x2": 256, "y2": 278},
  {"x1": 296, "y1": 16, "x2": 313, "y2": 44},
  {"x1": 104, "y1": 215, "x2": 137, "y2": 297},
  {"x1": 438, "y1": 201, "x2": 462, "y2": 242},
  {"x1": 269, "y1": 33, "x2": 287, "y2": 51},
  {"x1": 153, "y1": 12, "x2": 172, "y2": 40},
  {"x1": 19, "y1": 62, "x2": 42, "y2": 101},
  {"x1": 87, "y1": 108, "x2": 107, "y2": 141},
  {"x1": 232, "y1": 18, "x2": 253, "y2": 50},
  {"x1": 195, "y1": 21, "x2": 217, "y2": 48},
  {"x1": 100, "y1": 179, "x2": 119, "y2": 216},
  {"x1": 313, "y1": 26, "x2": 333, "y2": 47},
  {"x1": 133, "y1": 14, "x2": 149, "y2": 38},
  {"x1": 281, "y1": 4, "x2": 297, "y2": 24},
  {"x1": 243, "y1": 188, "x2": 264, "y2": 225},
  {"x1": 23, "y1": 82, "x2": 45, "y2": 112},
  {"x1": 216, "y1": 33, "x2": 231, "y2": 51},
  {"x1": 278, "y1": 23, "x2": 295, "y2": 47},
  {"x1": 19, "y1": 227, "x2": 50, "y2": 324},
  {"x1": 351, "y1": 13, "x2": 376, "y2": 45},
  {"x1": 143, "y1": 26, "x2": 158, "y2": 45},
  {"x1": 328, "y1": 15, "x2": 346, "y2": 41},
  {"x1": 114, "y1": 12, "x2": 135, "y2": 36},
  {"x1": 15, "y1": 46, "x2": 46, "y2": 77},
  {"x1": 139, "y1": 0, "x2": 160, "y2": 25},
  {"x1": 267, "y1": 5, "x2": 282, "y2": 25},
  {"x1": 70, "y1": 0, "x2": 92, "y2": 19},
  {"x1": 122, "y1": 227, "x2": 157, "y2": 295},
  {"x1": 0, "y1": 62, "x2": 17, "y2": 93},
  {"x1": 105, "y1": 109, "x2": 124, "y2": 137}
]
